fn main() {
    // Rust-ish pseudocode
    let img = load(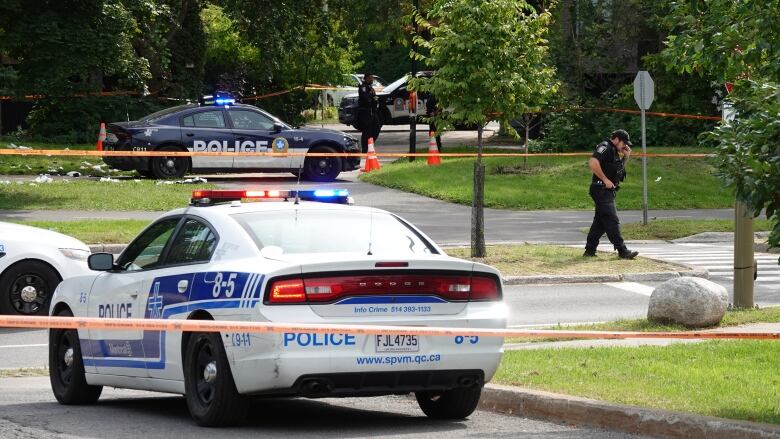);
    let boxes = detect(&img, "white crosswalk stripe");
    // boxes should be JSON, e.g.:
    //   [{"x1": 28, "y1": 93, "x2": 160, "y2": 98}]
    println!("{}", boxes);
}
[{"x1": 639, "y1": 244, "x2": 780, "y2": 283}]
